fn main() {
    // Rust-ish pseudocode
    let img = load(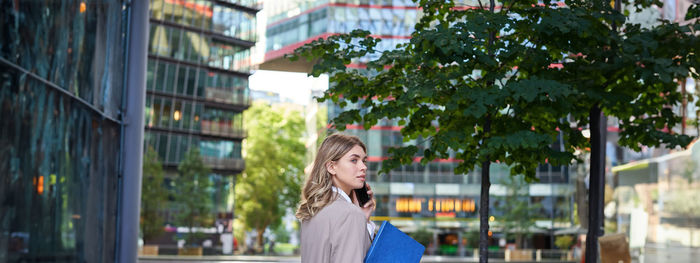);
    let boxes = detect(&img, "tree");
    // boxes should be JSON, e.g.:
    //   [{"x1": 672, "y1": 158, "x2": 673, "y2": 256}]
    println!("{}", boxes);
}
[
  {"x1": 141, "y1": 146, "x2": 167, "y2": 243},
  {"x1": 545, "y1": 1, "x2": 698, "y2": 259},
  {"x1": 236, "y1": 102, "x2": 306, "y2": 253},
  {"x1": 174, "y1": 147, "x2": 213, "y2": 246},
  {"x1": 291, "y1": 1, "x2": 584, "y2": 261},
  {"x1": 272, "y1": 223, "x2": 291, "y2": 243},
  {"x1": 290, "y1": 0, "x2": 699, "y2": 262},
  {"x1": 495, "y1": 175, "x2": 541, "y2": 248},
  {"x1": 409, "y1": 228, "x2": 434, "y2": 248},
  {"x1": 555, "y1": 235, "x2": 574, "y2": 249}
]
